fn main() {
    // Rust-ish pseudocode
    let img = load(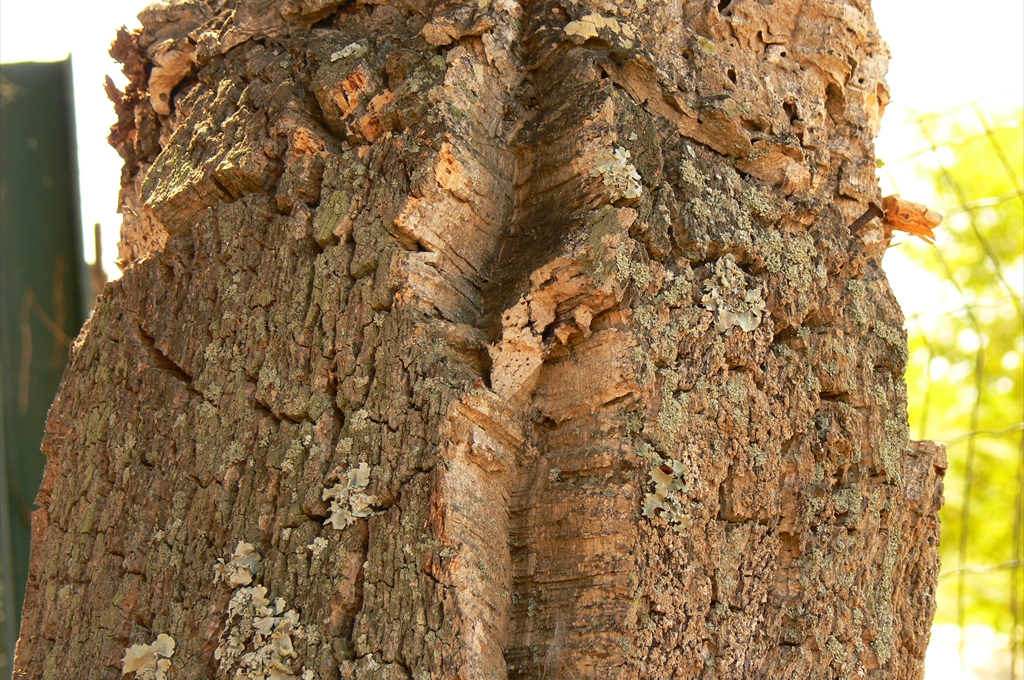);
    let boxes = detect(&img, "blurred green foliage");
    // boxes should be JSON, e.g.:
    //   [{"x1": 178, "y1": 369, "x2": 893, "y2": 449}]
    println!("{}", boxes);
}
[{"x1": 889, "y1": 104, "x2": 1023, "y2": 636}]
